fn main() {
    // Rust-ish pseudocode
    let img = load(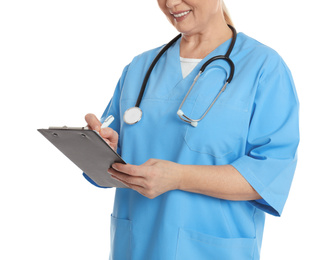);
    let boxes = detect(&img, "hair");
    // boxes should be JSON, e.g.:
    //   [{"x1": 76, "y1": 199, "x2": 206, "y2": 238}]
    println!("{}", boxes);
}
[{"x1": 221, "y1": 1, "x2": 234, "y2": 26}]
